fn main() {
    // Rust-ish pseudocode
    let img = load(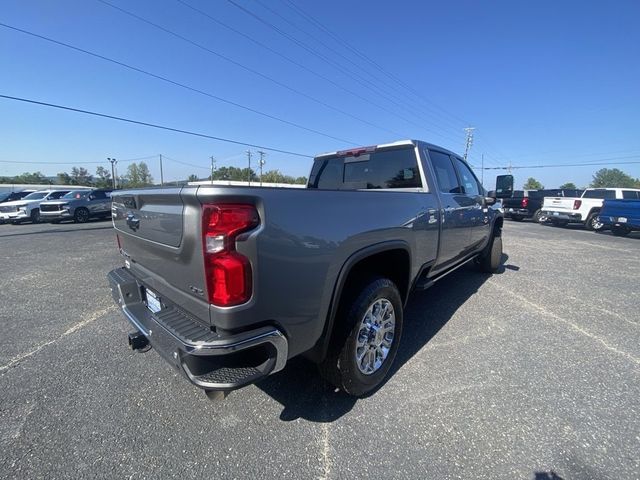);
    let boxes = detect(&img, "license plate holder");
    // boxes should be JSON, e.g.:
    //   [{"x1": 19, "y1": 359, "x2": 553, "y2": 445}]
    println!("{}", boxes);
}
[{"x1": 145, "y1": 287, "x2": 162, "y2": 313}]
